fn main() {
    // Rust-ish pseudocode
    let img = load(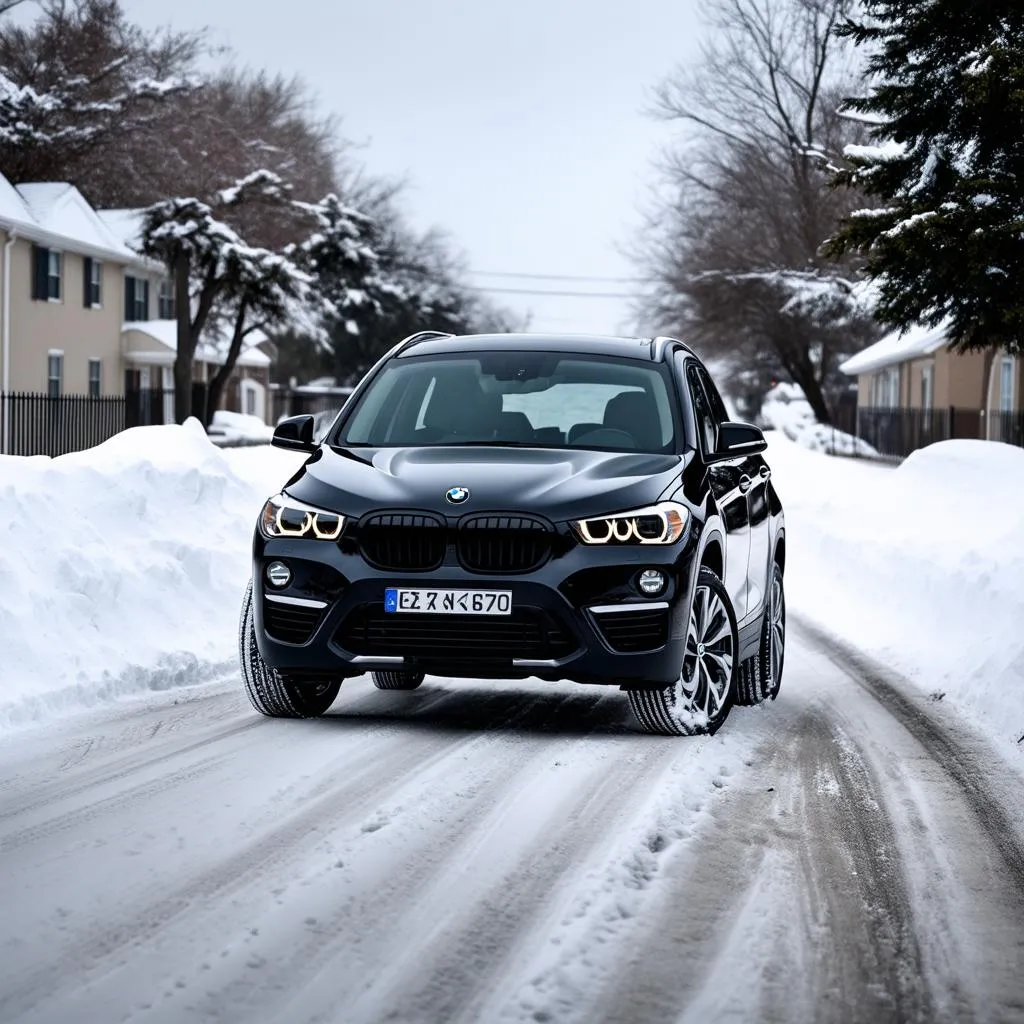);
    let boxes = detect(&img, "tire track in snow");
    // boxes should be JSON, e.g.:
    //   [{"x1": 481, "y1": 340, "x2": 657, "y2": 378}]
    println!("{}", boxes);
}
[
  {"x1": 795, "y1": 615, "x2": 1024, "y2": 882},
  {"x1": 148, "y1": 688, "x2": 639, "y2": 1024},
  {"x1": 325, "y1": 724, "x2": 673, "y2": 1024},
  {"x1": 584, "y1": 709, "x2": 933, "y2": 1024},
  {"x1": 0, "y1": 686, "x2": 585, "y2": 1021}
]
